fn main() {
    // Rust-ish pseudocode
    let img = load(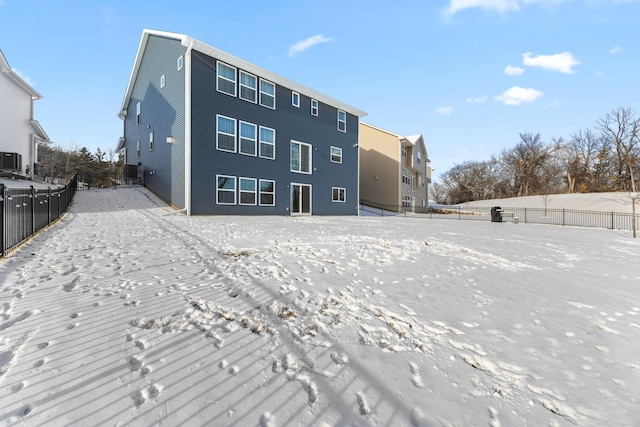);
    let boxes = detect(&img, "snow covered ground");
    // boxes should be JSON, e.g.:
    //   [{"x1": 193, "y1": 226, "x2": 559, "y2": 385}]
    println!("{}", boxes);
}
[{"x1": 1, "y1": 188, "x2": 639, "y2": 426}]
